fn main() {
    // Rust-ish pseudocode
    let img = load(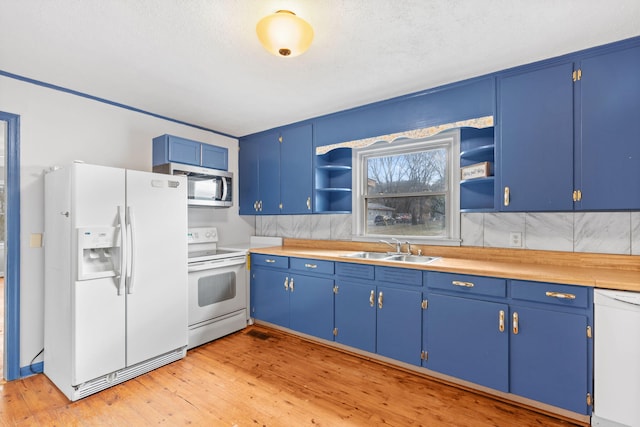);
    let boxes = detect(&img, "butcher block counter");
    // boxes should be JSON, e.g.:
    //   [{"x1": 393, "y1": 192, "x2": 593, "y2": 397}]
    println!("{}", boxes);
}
[{"x1": 249, "y1": 238, "x2": 640, "y2": 292}]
